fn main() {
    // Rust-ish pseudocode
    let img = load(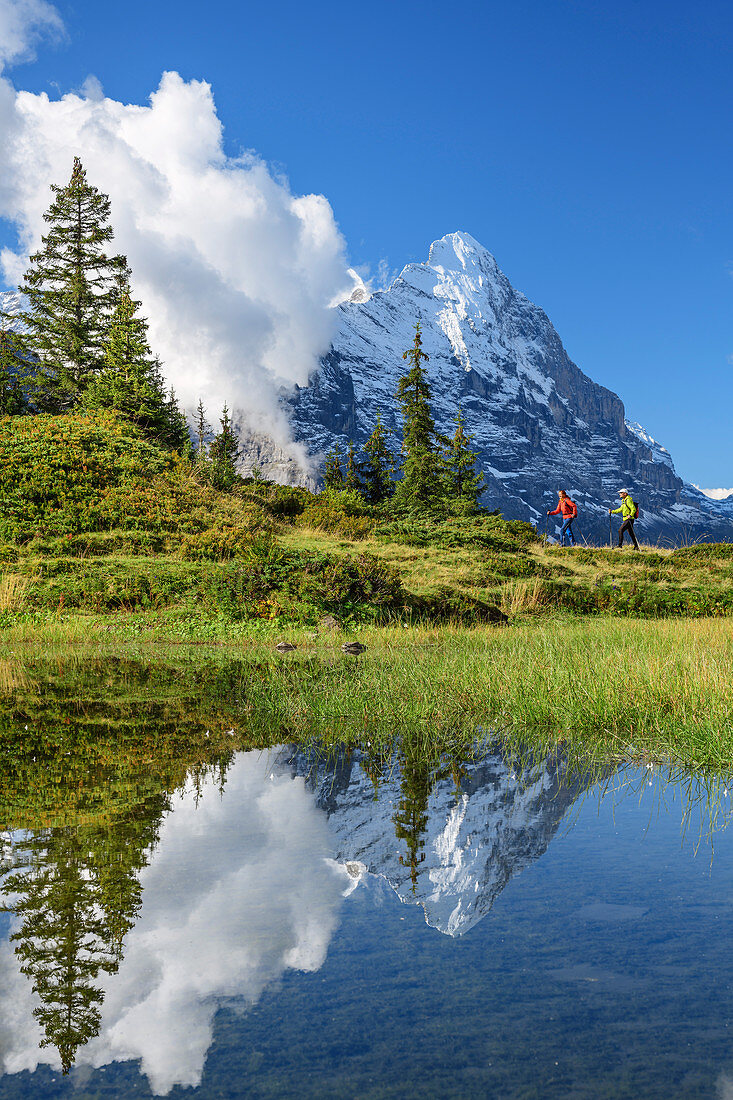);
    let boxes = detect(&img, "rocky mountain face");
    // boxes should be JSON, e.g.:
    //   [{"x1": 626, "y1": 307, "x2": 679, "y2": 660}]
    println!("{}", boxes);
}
[
  {"x1": 282, "y1": 746, "x2": 586, "y2": 937},
  {"x1": 278, "y1": 233, "x2": 733, "y2": 544}
]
